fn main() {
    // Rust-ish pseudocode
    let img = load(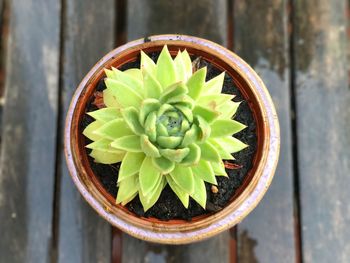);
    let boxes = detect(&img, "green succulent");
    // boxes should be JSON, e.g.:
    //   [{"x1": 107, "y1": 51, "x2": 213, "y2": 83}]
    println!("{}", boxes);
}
[{"x1": 83, "y1": 45, "x2": 248, "y2": 211}]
